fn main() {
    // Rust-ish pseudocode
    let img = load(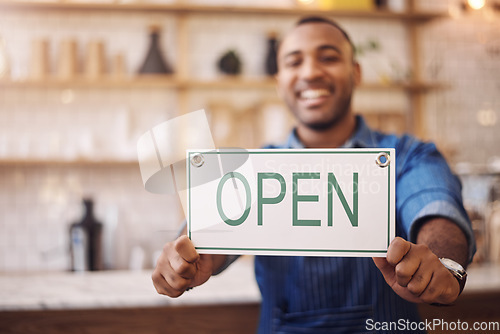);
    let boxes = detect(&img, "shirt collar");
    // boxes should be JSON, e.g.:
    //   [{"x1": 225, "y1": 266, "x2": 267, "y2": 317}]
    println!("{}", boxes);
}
[{"x1": 284, "y1": 115, "x2": 378, "y2": 149}]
